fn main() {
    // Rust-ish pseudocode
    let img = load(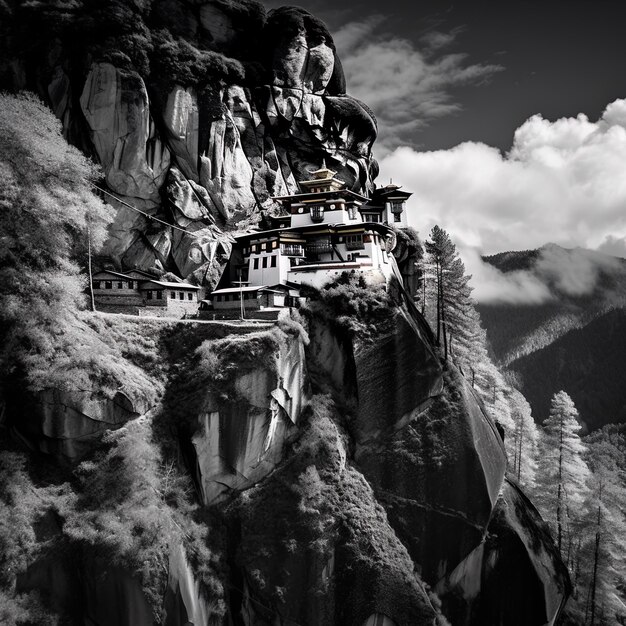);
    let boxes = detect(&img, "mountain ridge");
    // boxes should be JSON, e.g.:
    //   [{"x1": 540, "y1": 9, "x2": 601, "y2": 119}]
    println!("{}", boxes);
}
[{"x1": 479, "y1": 243, "x2": 626, "y2": 428}]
